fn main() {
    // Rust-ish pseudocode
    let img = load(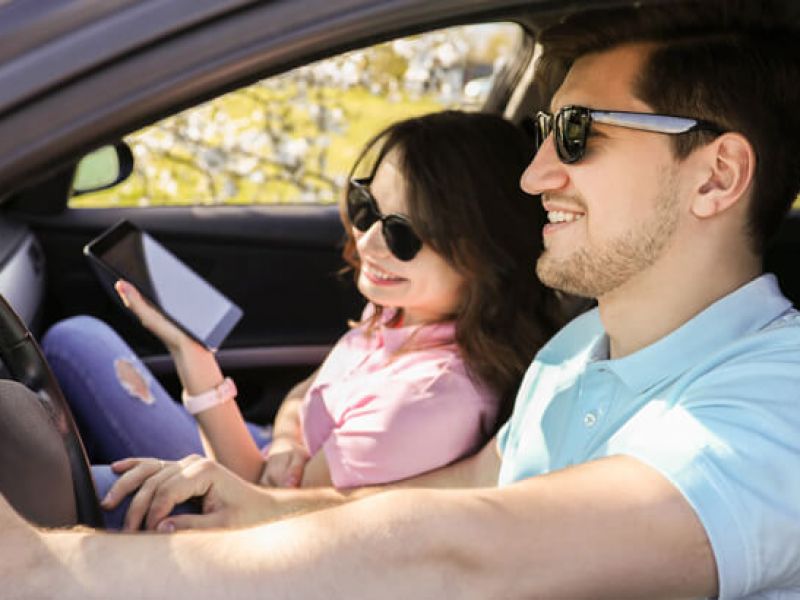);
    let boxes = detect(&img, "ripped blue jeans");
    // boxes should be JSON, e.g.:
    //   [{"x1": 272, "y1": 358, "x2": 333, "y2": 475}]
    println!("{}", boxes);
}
[{"x1": 42, "y1": 316, "x2": 271, "y2": 529}]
